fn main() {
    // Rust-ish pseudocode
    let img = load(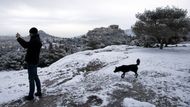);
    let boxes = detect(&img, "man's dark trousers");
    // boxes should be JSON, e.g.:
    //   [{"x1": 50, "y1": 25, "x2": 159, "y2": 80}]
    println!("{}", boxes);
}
[{"x1": 28, "y1": 64, "x2": 41, "y2": 97}]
